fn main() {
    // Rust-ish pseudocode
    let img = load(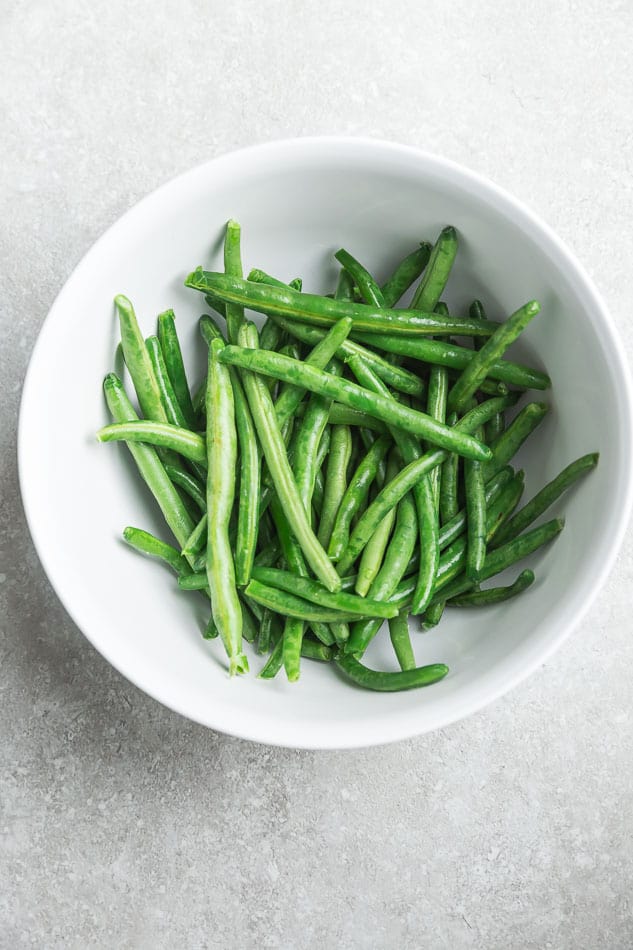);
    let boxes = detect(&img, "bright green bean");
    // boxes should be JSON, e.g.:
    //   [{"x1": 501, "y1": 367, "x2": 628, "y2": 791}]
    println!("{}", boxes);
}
[
  {"x1": 388, "y1": 611, "x2": 416, "y2": 671},
  {"x1": 448, "y1": 569, "x2": 535, "y2": 606},
  {"x1": 410, "y1": 226, "x2": 458, "y2": 312},
  {"x1": 328, "y1": 434, "x2": 391, "y2": 560},
  {"x1": 355, "y1": 453, "x2": 398, "y2": 596},
  {"x1": 205, "y1": 338, "x2": 247, "y2": 675},
  {"x1": 483, "y1": 402, "x2": 549, "y2": 481},
  {"x1": 96, "y1": 421, "x2": 206, "y2": 463},
  {"x1": 439, "y1": 411, "x2": 459, "y2": 525},
  {"x1": 122, "y1": 526, "x2": 189, "y2": 574},
  {"x1": 465, "y1": 426, "x2": 487, "y2": 580},
  {"x1": 232, "y1": 368, "x2": 261, "y2": 587},
  {"x1": 114, "y1": 295, "x2": 168, "y2": 423},
  {"x1": 334, "y1": 248, "x2": 386, "y2": 307},
  {"x1": 224, "y1": 220, "x2": 245, "y2": 343},
  {"x1": 157, "y1": 309, "x2": 197, "y2": 428},
  {"x1": 381, "y1": 243, "x2": 432, "y2": 308},
  {"x1": 163, "y1": 464, "x2": 206, "y2": 512},
  {"x1": 317, "y1": 425, "x2": 352, "y2": 549},
  {"x1": 251, "y1": 567, "x2": 397, "y2": 619},
  {"x1": 186, "y1": 270, "x2": 498, "y2": 337},
  {"x1": 244, "y1": 580, "x2": 369, "y2": 623}
]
